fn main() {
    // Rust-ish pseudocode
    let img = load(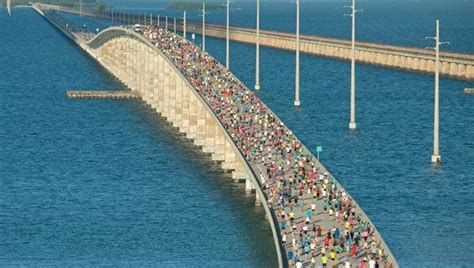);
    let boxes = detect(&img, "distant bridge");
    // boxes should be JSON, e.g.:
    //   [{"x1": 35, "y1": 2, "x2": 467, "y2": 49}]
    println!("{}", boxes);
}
[
  {"x1": 33, "y1": 4, "x2": 398, "y2": 267},
  {"x1": 40, "y1": 4, "x2": 474, "y2": 81}
]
